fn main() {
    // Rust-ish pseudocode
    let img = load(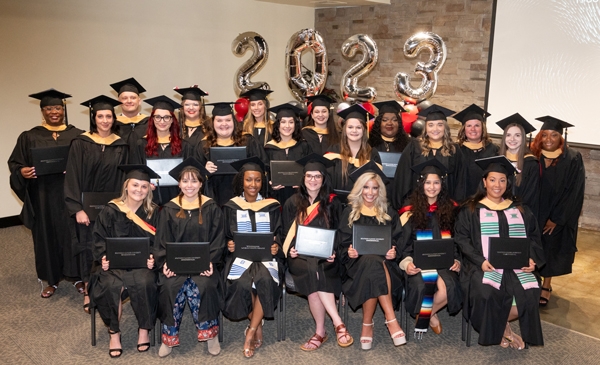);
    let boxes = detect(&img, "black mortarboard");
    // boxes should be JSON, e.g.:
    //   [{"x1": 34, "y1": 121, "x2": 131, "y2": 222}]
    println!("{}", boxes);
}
[
  {"x1": 29, "y1": 88, "x2": 71, "y2": 108},
  {"x1": 349, "y1": 160, "x2": 388, "y2": 184},
  {"x1": 417, "y1": 104, "x2": 455, "y2": 122},
  {"x1": 373, "y1": 100, "x2": 406, "y2": 115},
  {"x1": 296, "y1": 153, "x2": 334, "y2": 173},
  {"x1": 240, "y1": 88, "x2": 273, "y2": 102},
  {"x1": 475, "y1": 155, "x2": 519, "y2": 177},
  {"x1": 410, "y1": 159, "x2": 449, "y2": 178},
  {"x1": 168, "y1": 157, "x2": 210, "y2": 181},
  {"x1": 230, "y1": 156, "x2": 266, "y2": 174},
  {"x1": 269, "y1": 103, "x2": 303, "y2": 119},
  {"x1": 174, "y1": 86, "x2": 208, "y2": 101},
  {"x1": 118, "y1": 164, "x2": 160, "y2": 182},
  {"x1": 306, "y1": 95, "x2": 333, "y2": 109},
  {"x1": 206, "y1": 102, "x2": 238, "y2": 117},
  {"x1": 144, "y1": 95, "x2": 181, "y2": 112},
  {"x1": 80, "y1": 95, "x2": 121, "y2": 111},
  {"x1": 536, "y1": 116, "x2": 574, "y2": 135},
  {"x1": 496, "y1": 113, "x2": 536, "y2": 135},
  {"x1": 337, "y1": 104, "x2": 374, "y2": 123},
  {"x1": 453, "y1": 104, "x2": 490, "y2": 124},
  {"x1": 110, "y1": 77, "x2": 146, "y2": 95}
]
